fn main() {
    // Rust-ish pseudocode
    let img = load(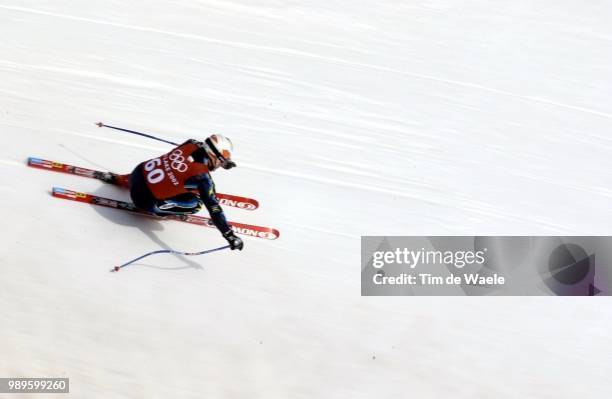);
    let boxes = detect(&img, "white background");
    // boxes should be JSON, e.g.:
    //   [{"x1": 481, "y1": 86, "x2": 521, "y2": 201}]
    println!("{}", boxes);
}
[{"x1": 1, "y1": 1, "x2": 611, "y2": 397}]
